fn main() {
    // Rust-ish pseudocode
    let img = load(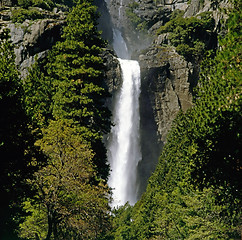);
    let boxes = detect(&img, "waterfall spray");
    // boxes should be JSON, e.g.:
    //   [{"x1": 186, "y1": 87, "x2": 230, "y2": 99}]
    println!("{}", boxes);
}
[
  {"x1": 105, "y1": 0, "x2": 142, "y2": 208},
  {"x1": 108, "y1": 59, "x2": 141, "y2": 207}
]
